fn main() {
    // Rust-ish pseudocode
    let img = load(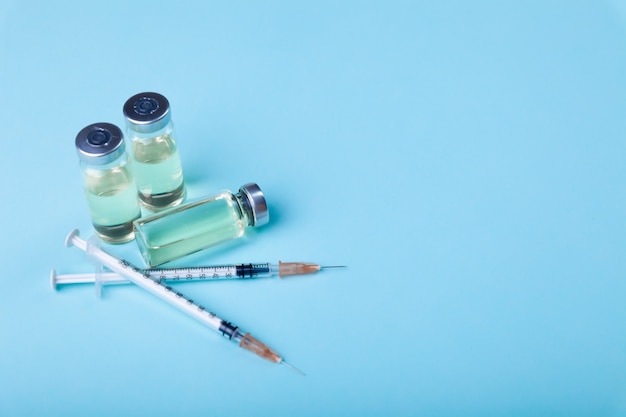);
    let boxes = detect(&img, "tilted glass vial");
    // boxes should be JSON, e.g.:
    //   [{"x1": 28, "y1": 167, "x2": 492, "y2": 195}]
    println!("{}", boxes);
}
[
  {"x1": 134, "y1": 183, "x2": 269, "y2": 267},
  {"x1": 123, "y1": 92, "x2": 185, "y2": 211},
  {"x1": 75, "y1": 123, "x2": 141, "y2": 244}
]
